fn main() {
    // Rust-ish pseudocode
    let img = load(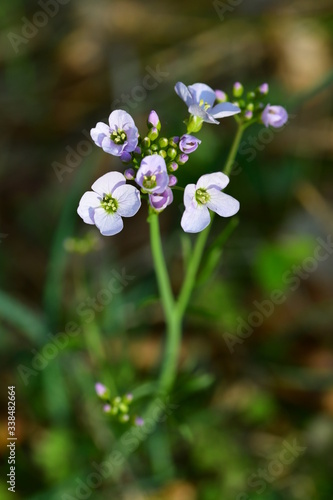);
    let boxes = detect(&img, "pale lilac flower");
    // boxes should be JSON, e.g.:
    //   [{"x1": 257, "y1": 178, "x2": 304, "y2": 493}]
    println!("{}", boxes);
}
[
  {"x1": 179, "y1": 134, "x2": 201, "y2": 154},
  {"x1": 95, "y1": 383, "x2": 108, "y2": 397},
  {"x1": 175, "y1": 82, "x2": 240, "y2": 124},
  {"x1": 261, "y1": 104, "x2": 288, "y2": 128},
  {"x1": 90, "y1": 110, "x2": 138, "y2": 156},
  {"x1": 244, "y1": 110, "x2": 253, "y2": 120},
  {"x1": 125, "y1": 393, "x2": 133, "y2": 402},
  {"x1": 149, "y1": 187, "x2": 173, "y2": 213},
  {"x1": 181, "y1": 172, "x2": 240, "y2": 233},
  {"x1": 103, "y1": 404, "x2": 112, "y2": 413},
  {"x1": 77, "y1": 172, "x2": 141, "y2": 236},
  {"x1": 136, "y1": 155, "x2": 168, "y2": 194}
]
